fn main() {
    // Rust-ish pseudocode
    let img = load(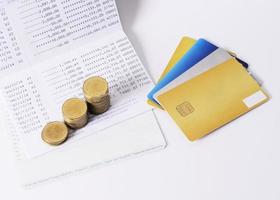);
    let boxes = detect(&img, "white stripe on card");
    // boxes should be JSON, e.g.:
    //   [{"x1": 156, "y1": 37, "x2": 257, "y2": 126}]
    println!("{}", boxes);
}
[{"x1": 243, "y1": 90, "x2": 267, "y2": 108}]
